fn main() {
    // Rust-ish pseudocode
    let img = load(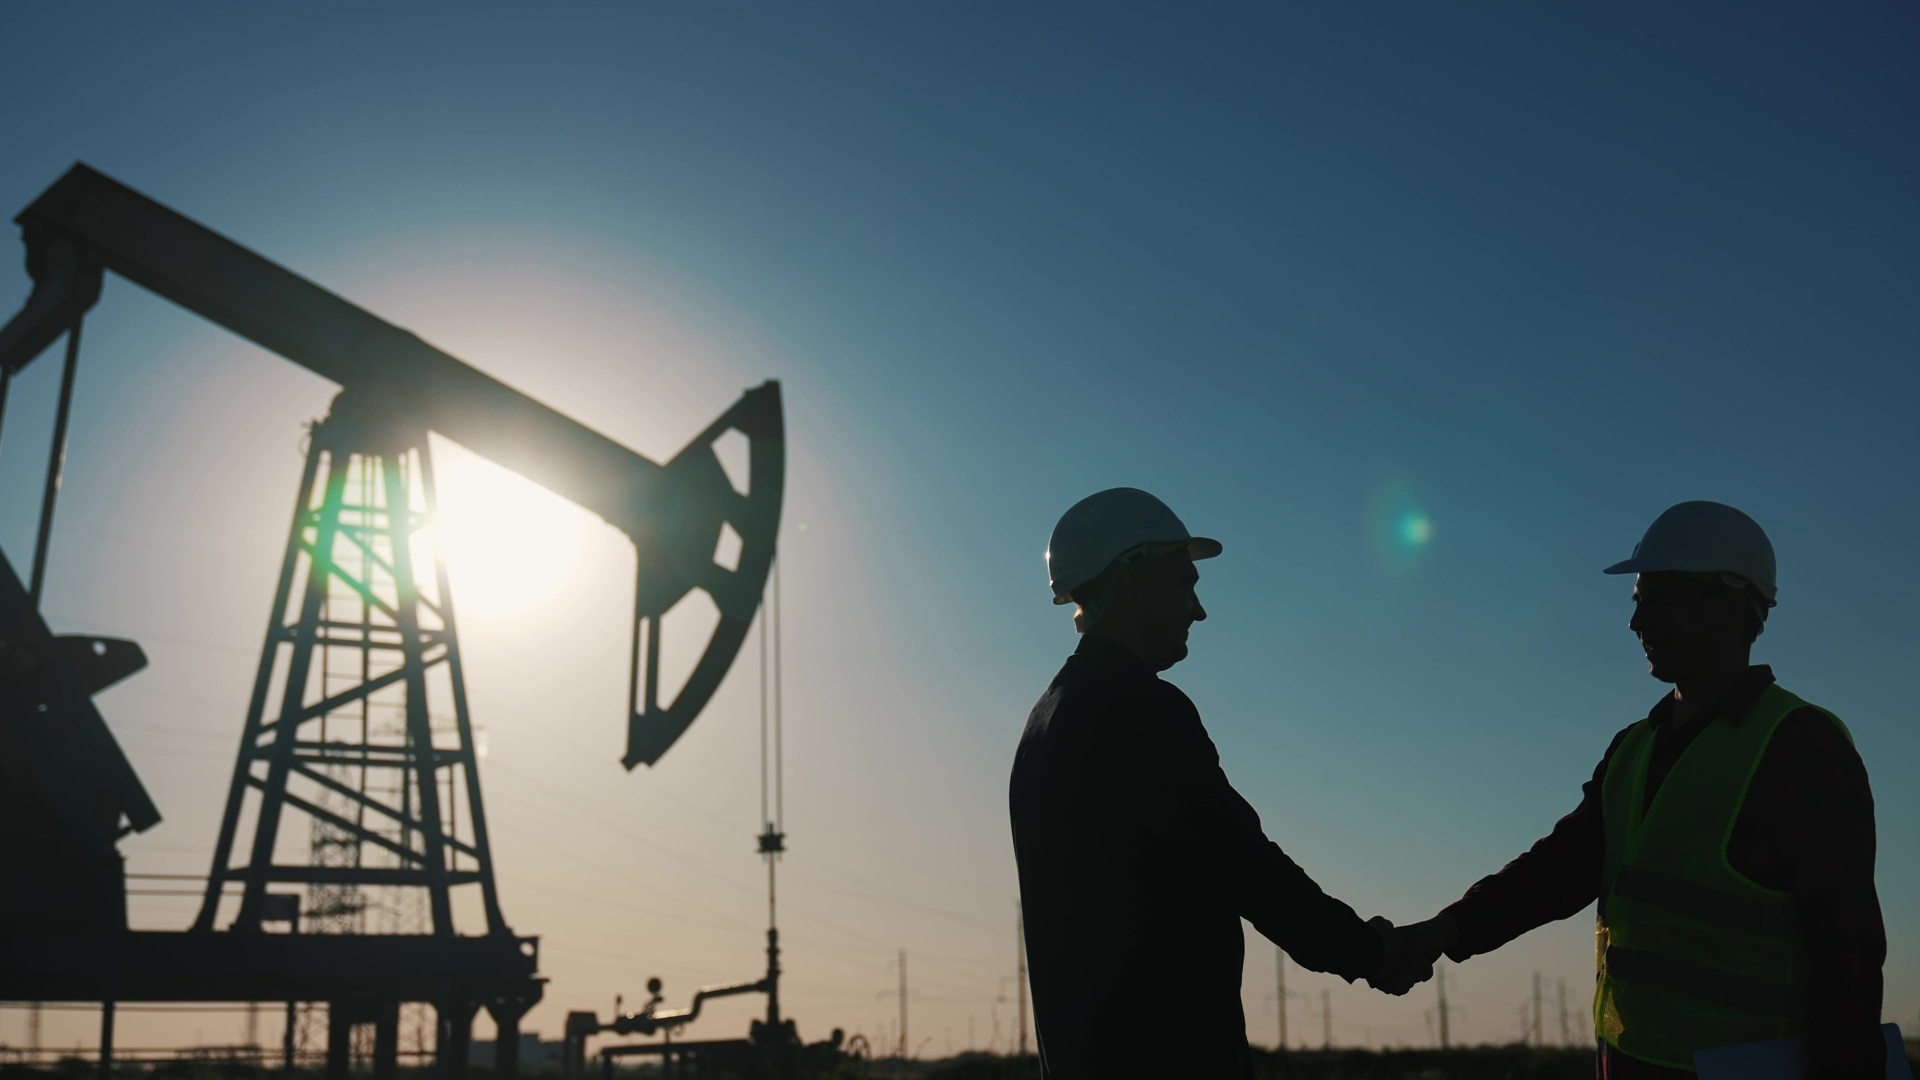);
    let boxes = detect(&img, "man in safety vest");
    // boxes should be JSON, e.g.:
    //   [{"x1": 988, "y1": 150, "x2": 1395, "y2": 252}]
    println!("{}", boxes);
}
[
  {"x1": 1010, "y1": 488, "x2": 1405, "y2": 1080},
  {"x1": 1379, "y1": 501, "x2": 1886, "y2": 1077}
]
